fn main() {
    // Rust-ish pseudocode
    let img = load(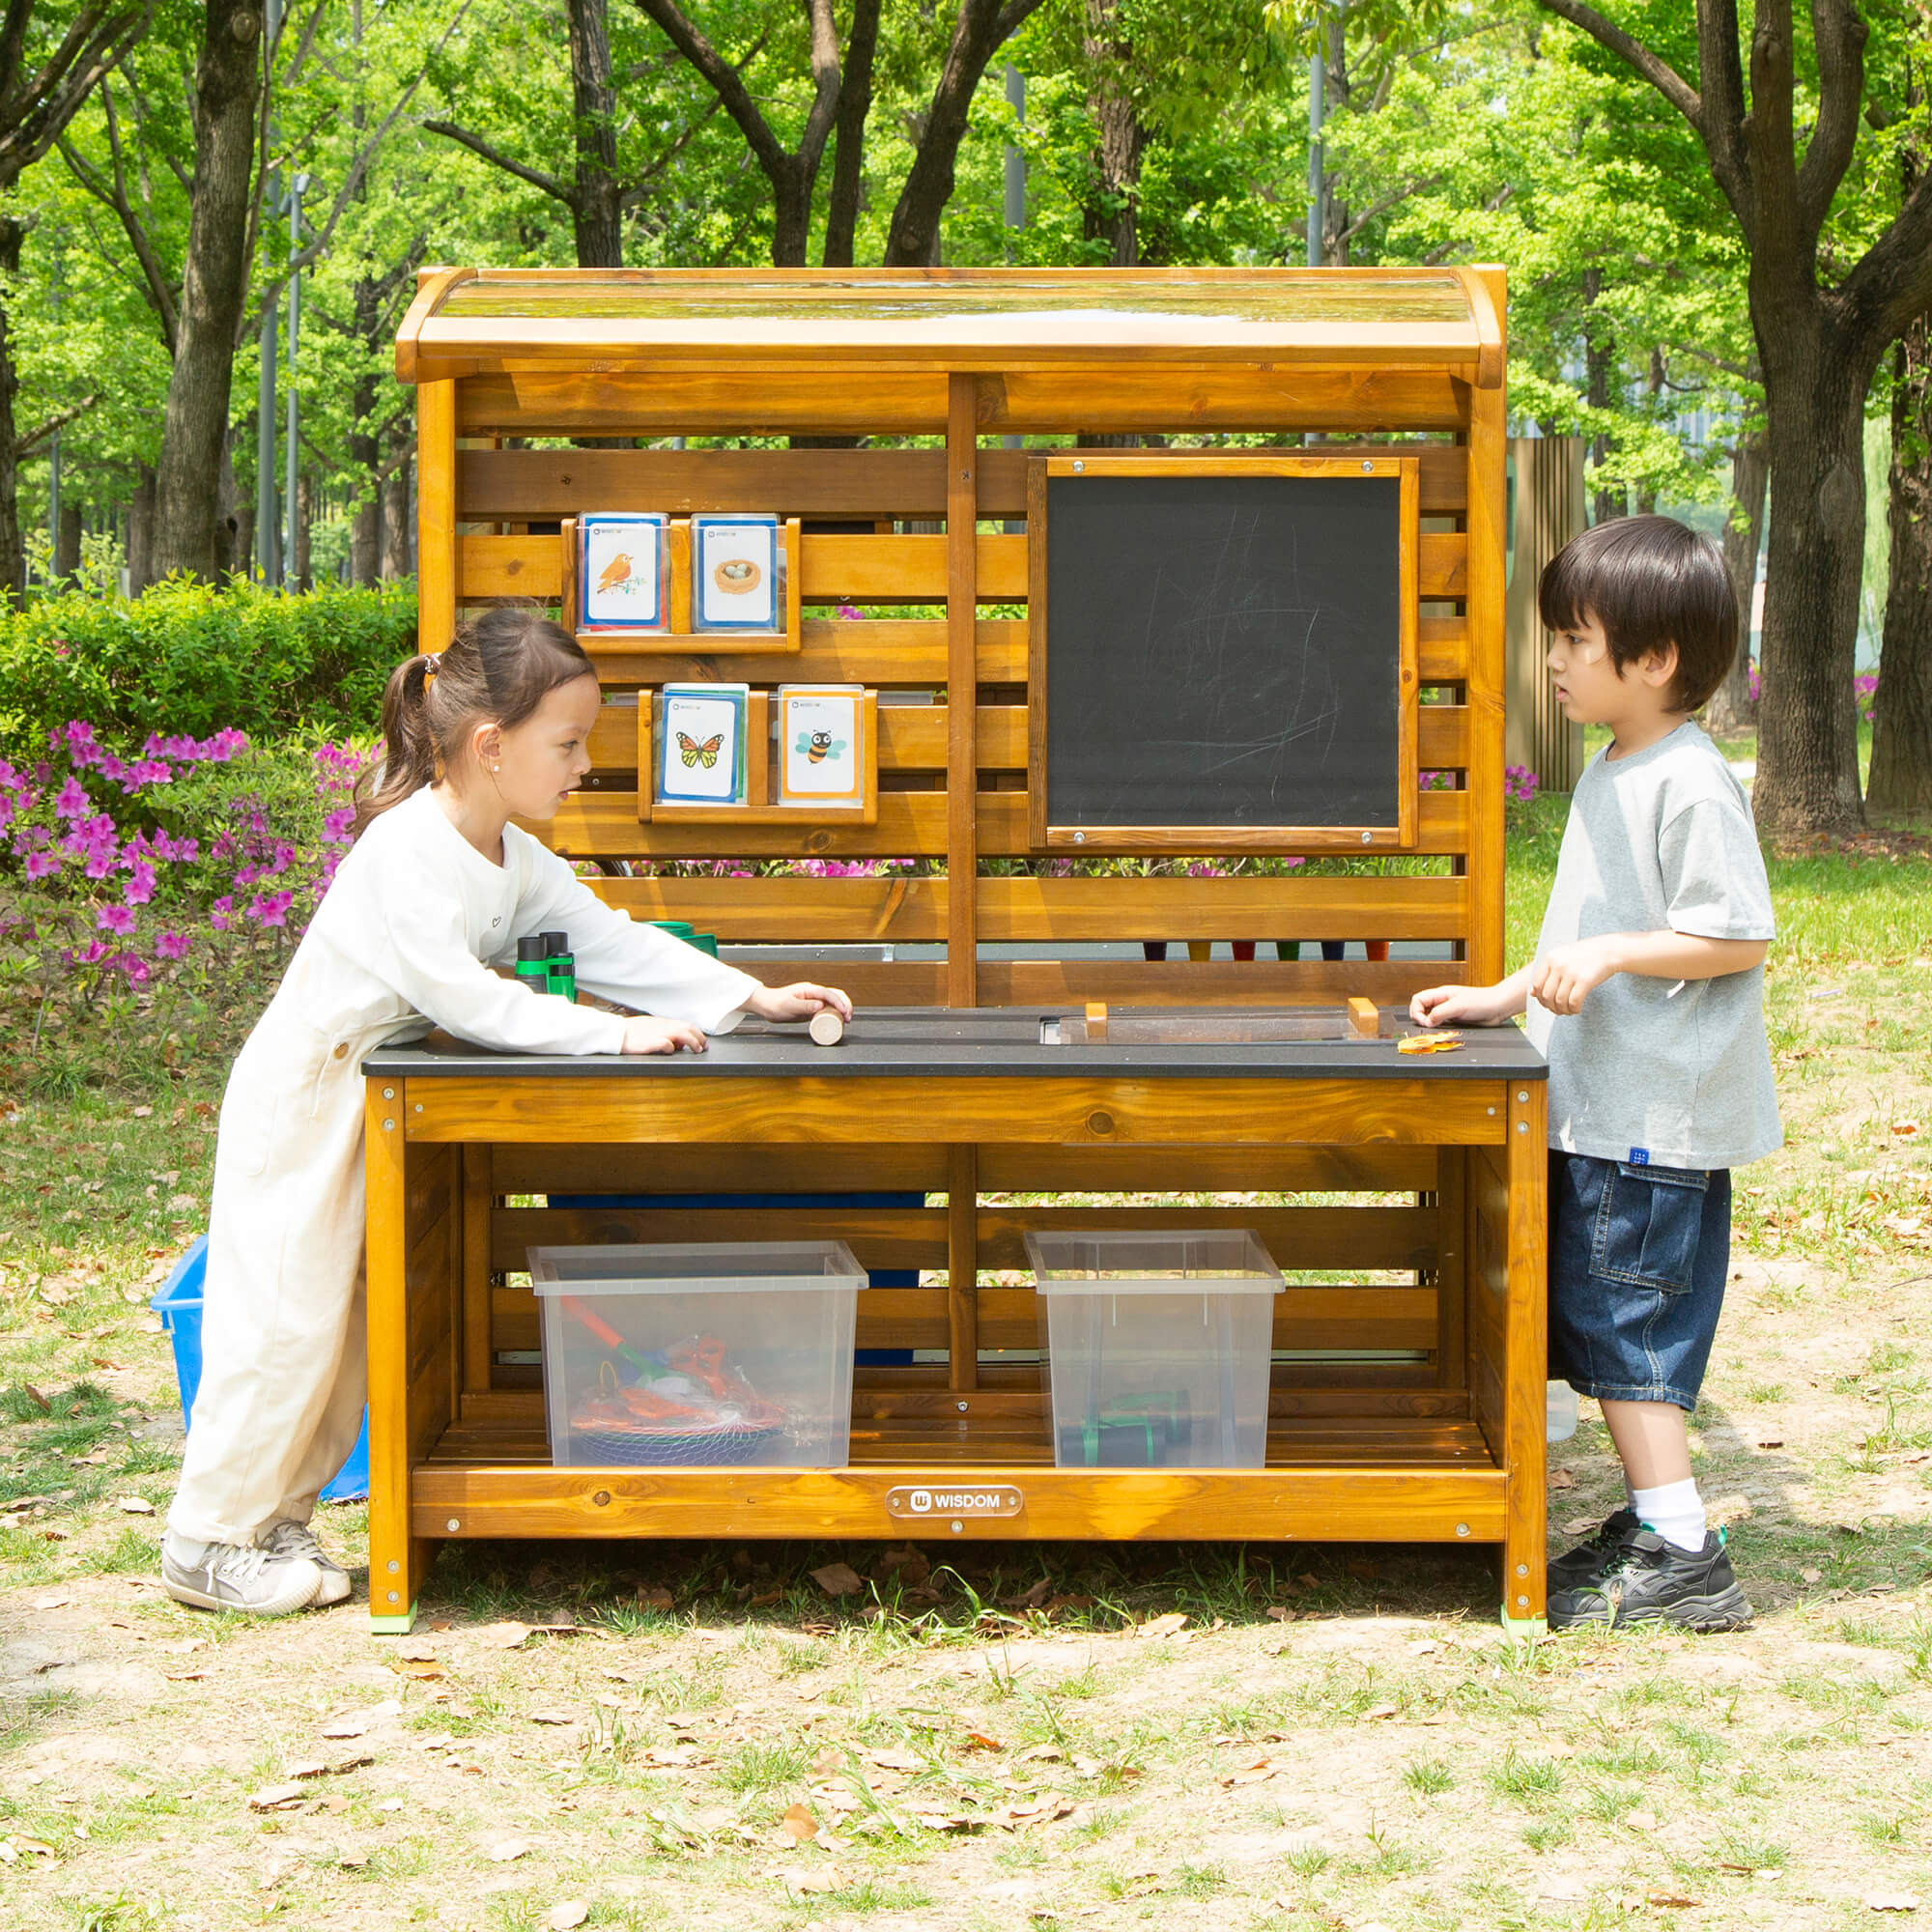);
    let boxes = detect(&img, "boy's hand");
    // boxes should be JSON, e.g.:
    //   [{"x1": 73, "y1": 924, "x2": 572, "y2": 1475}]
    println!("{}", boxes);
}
[
  {"x1": 1530, "y1": 937, "x2": 1621, "y2": 1016},
  {"x1": 1409, "y1": 982, "x2": 1514, "y2": 1028},
  {"x1": 747, "y1": 981, "x2": 854, "y2": 1024},
  {"x1": 621, "y1": 1016, "x2": 707, "y2": 1055}
]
